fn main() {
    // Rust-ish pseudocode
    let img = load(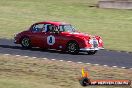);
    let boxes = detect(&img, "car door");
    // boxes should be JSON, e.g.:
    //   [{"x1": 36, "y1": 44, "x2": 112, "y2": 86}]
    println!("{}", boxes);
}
[
  {"x1": 45, "y1": 25, "x2": 63, "y2": 50},
  {"x1": 29, "y1": 23, "x2": 47, "y2": 48}
]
